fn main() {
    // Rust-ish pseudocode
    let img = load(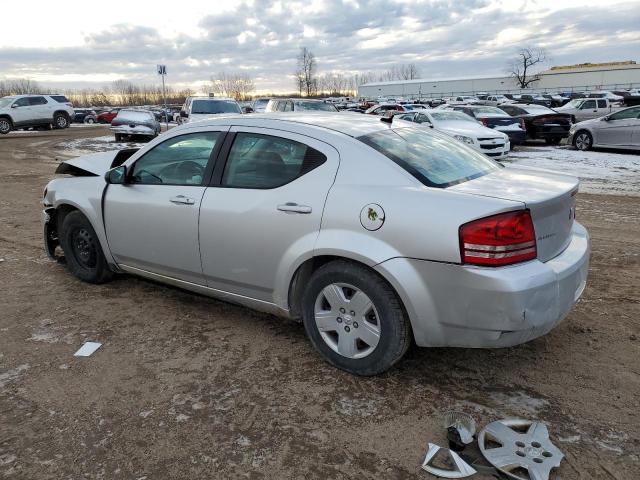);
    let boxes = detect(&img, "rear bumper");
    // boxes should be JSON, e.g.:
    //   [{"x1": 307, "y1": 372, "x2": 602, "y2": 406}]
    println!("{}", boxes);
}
[
  {"x1": 531, "y1": 125, "x2": 570, "y2": 139},
  {"x1": 375, "y1": 222, "x2": 590, "y2": 348},
  {"x1": 499, "y1": 130, "x2": 526, "y2": 145}
]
